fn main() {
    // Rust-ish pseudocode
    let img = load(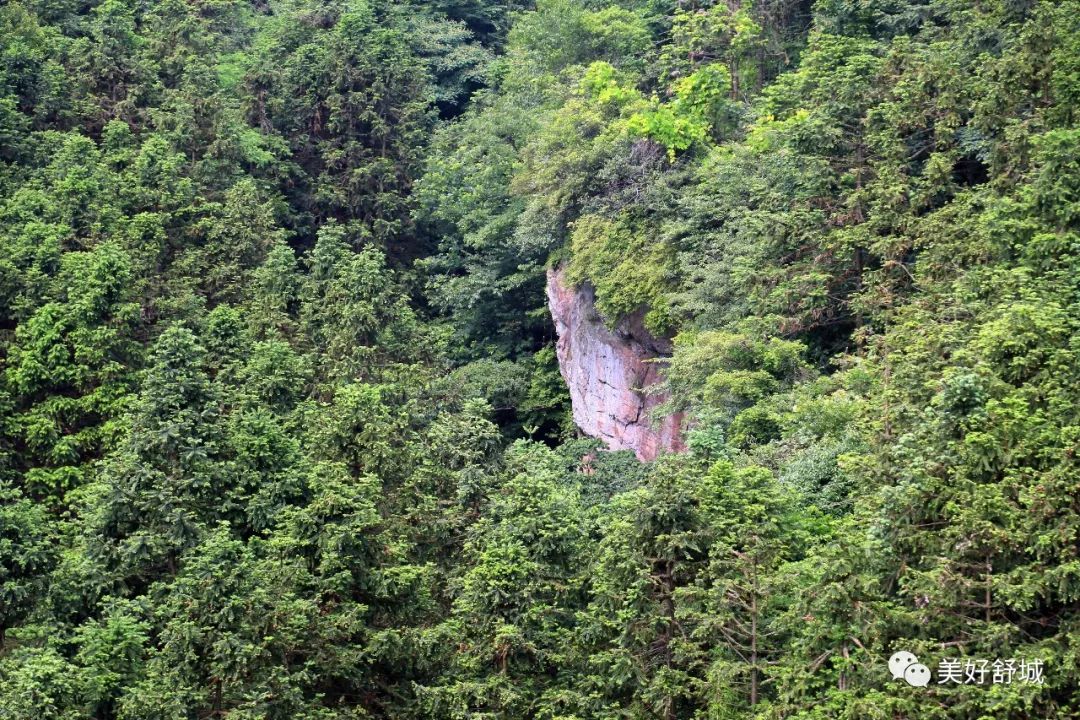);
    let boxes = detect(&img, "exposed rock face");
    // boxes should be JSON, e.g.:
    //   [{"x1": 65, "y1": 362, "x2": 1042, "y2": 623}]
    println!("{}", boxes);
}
[{"x1": 546, "y1": 265, "x2": 685, "y2": 462}]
